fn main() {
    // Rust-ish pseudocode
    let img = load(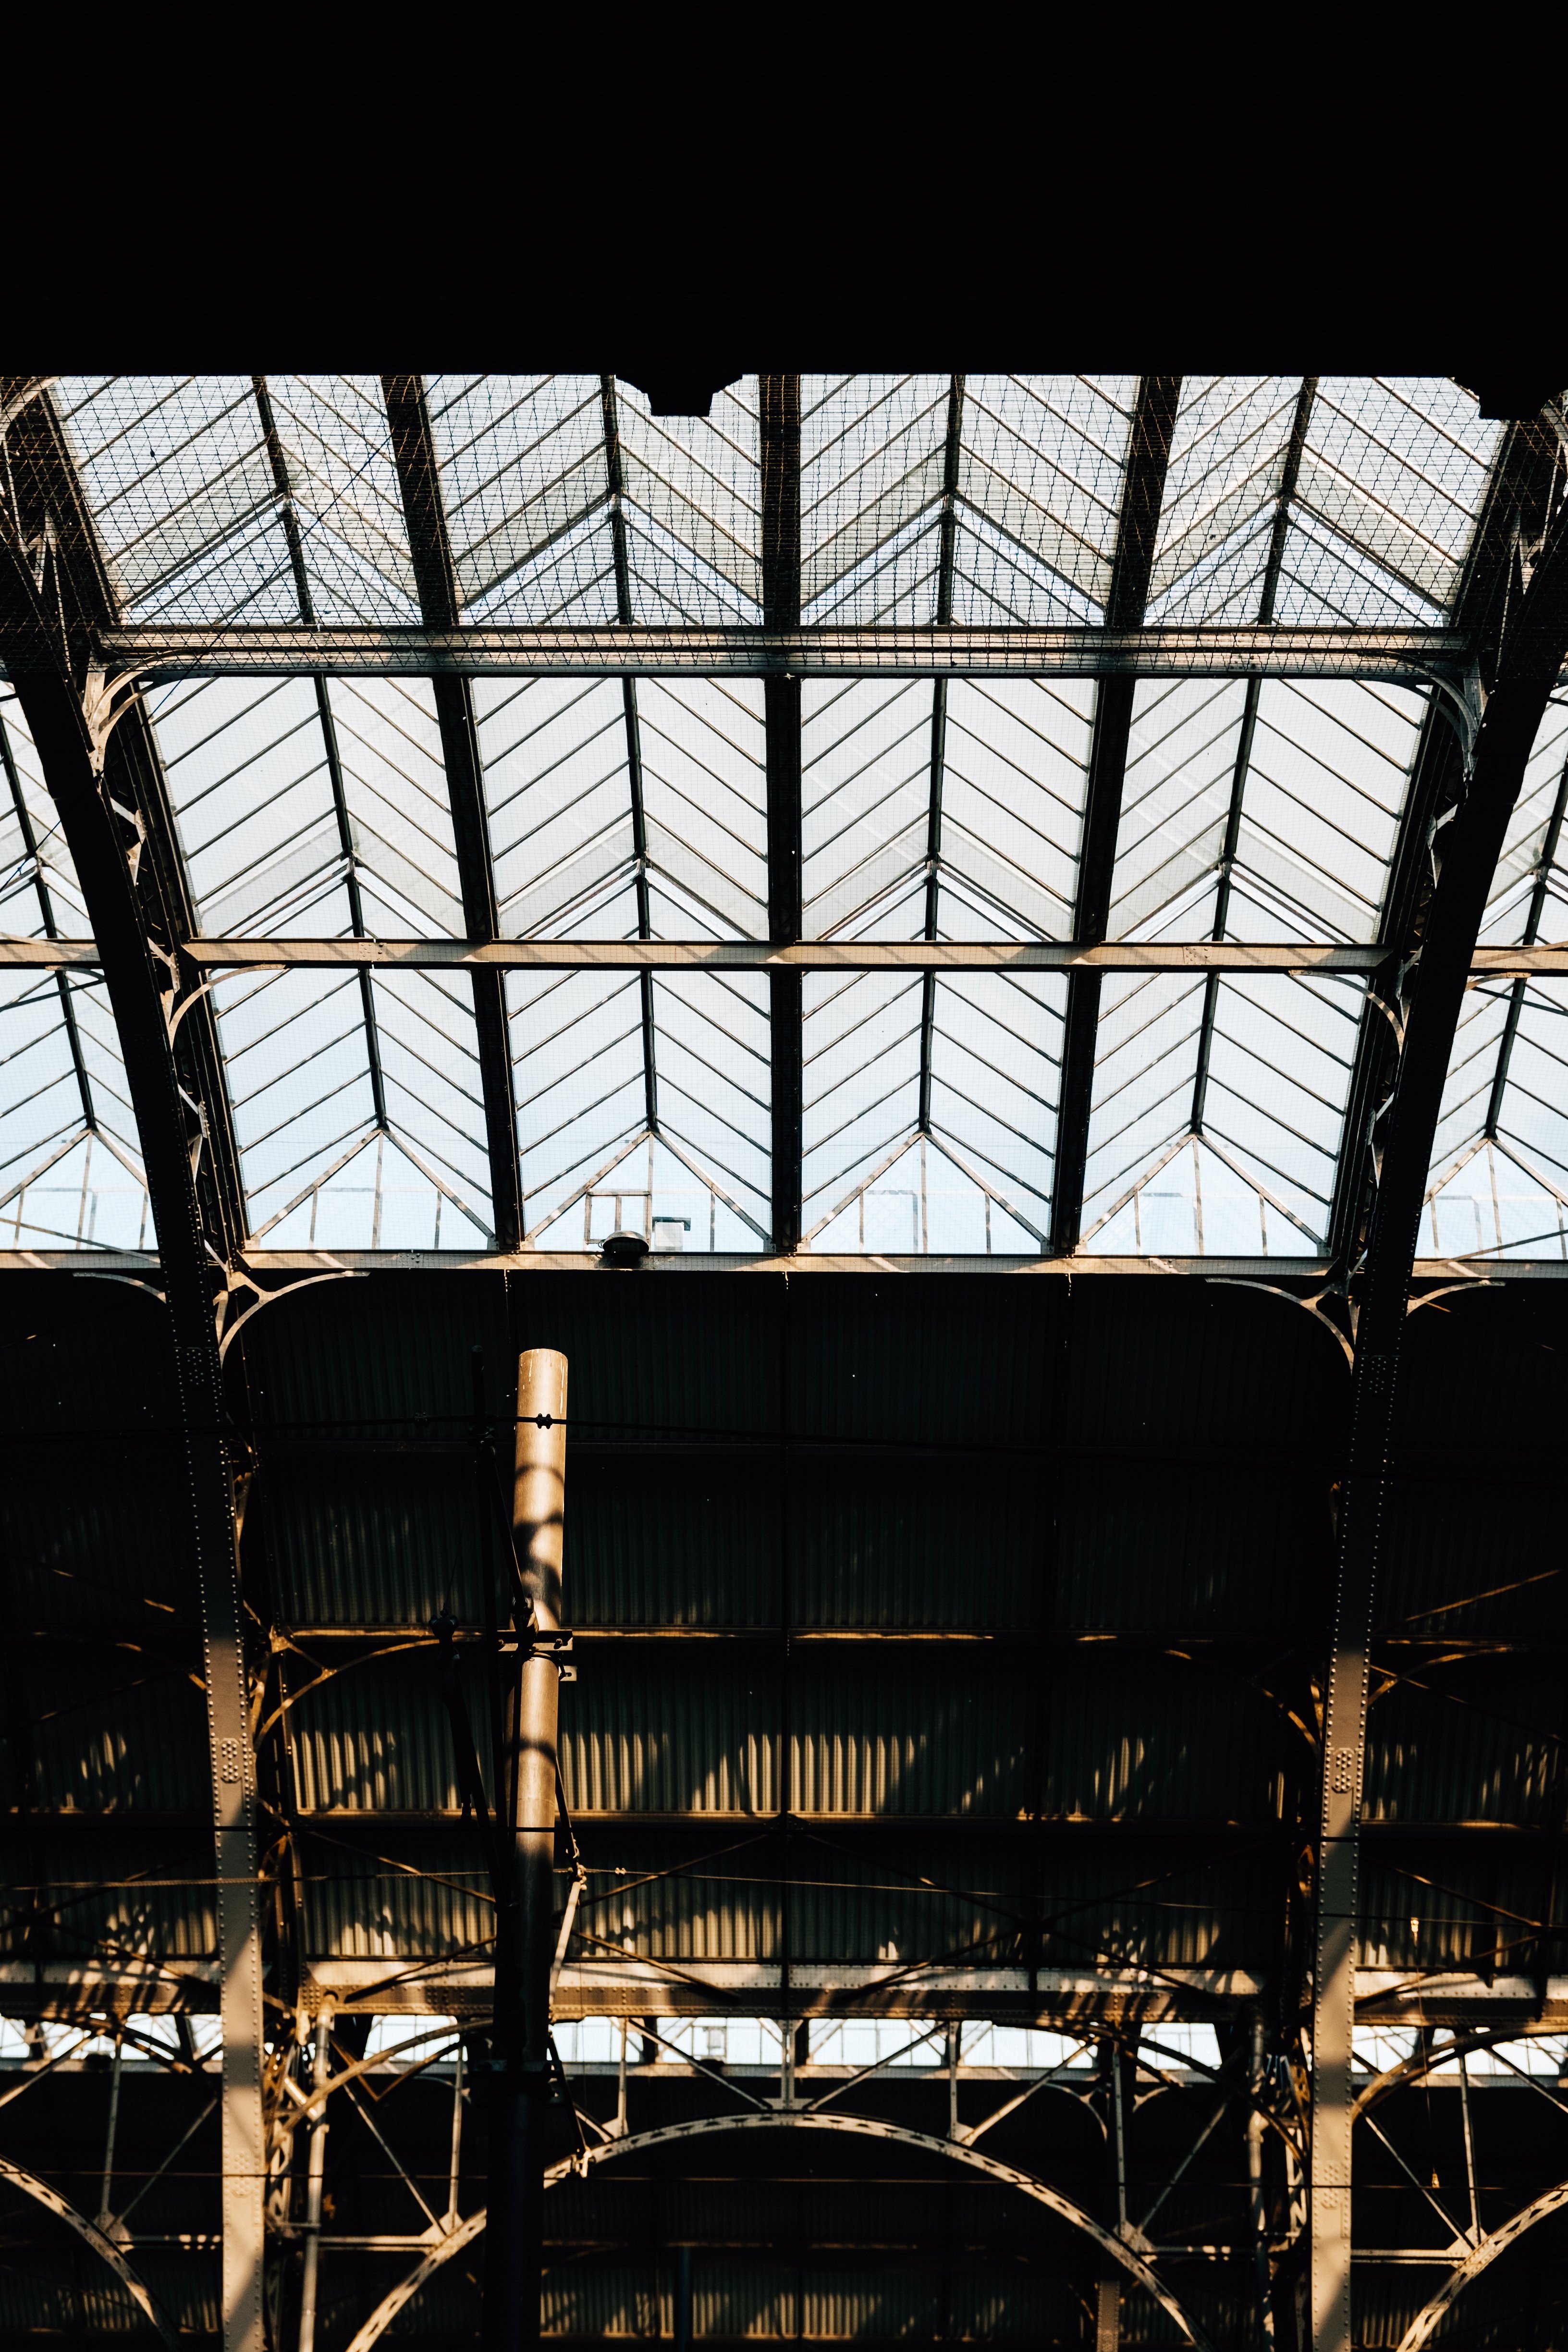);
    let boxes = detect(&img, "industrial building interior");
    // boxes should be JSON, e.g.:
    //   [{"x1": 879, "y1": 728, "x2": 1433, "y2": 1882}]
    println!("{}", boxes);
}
[{"x1": 1, "y1": 371, "x2": 1567, "y2": 2352}]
